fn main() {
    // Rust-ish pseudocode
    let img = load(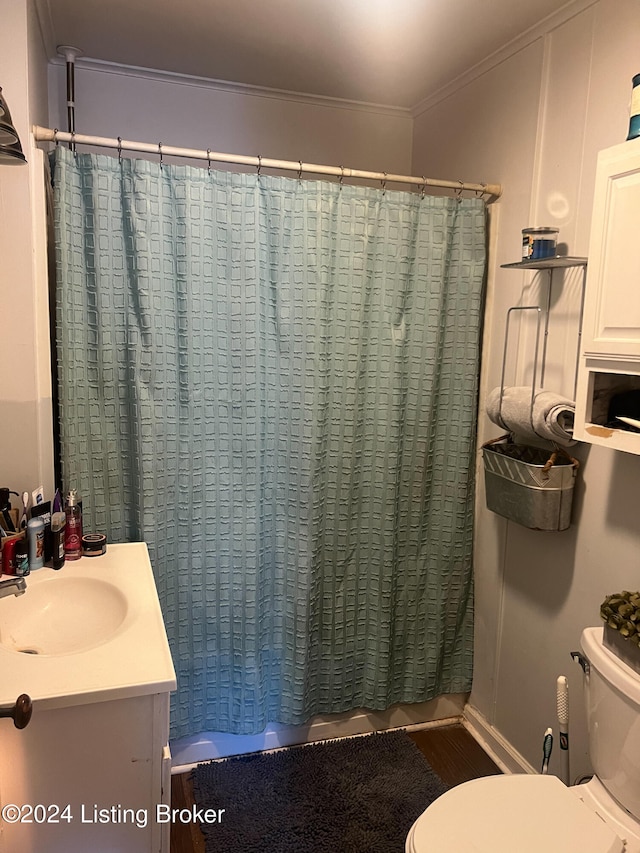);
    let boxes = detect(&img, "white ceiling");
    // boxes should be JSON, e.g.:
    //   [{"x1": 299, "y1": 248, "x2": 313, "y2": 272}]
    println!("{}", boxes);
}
[{"x1": 40, "y1": 0, "x2": 575, "y2": 108}]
